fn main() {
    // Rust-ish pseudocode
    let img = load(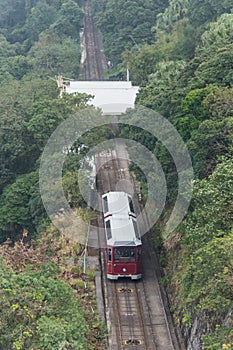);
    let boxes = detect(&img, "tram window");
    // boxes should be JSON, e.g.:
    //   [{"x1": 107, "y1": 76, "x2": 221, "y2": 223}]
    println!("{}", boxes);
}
[
  {"x1": 128, "y1": 196, "x2": 135, "y2": 213},
  {"x1": 133, "y1": 220, "x2": 140, "y2": 240},
  {"x1": 103, "y1": 196, "x2": 109, "y2": 213},
  {"x1": 106, "y1": 220, "x2": 112, "y2": 239},
  {"x1": 108, "y1": 248, "x2": 112, "y2": 261},
  {"x1": 114, "y1": 247, "x2": 136, "y2": 262},
  {"x1": 137, "y1": 247, "x2": 142, "y2": 261}
]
